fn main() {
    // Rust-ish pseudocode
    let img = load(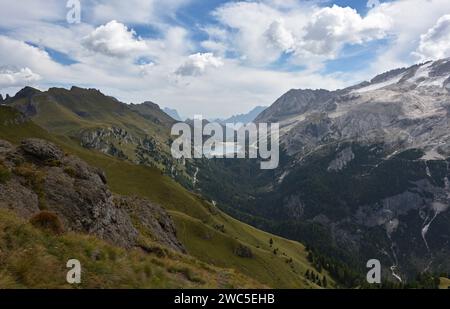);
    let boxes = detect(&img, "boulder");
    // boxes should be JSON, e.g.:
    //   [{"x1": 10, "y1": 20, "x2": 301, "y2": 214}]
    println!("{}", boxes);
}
[{"x1": 20, "y1": 138, "x2": 64, "y2": 161}]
